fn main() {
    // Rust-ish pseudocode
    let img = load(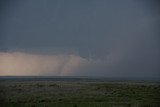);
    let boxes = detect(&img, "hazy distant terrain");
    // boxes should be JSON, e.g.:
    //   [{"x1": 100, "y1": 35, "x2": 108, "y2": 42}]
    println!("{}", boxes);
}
[{"x1": 0, "y1": 77, "x2": 160, "y2": 107}]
